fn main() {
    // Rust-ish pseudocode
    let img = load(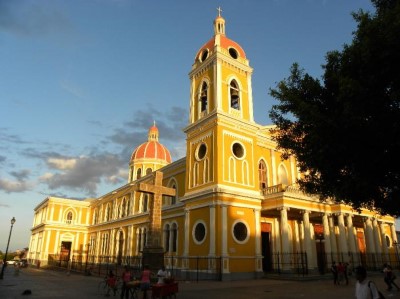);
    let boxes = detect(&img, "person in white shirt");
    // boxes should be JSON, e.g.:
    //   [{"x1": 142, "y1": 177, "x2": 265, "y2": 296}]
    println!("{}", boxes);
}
[
  {"x1": 355, "y1": 266, "x2": 380, "y2": 299},
  {"x1": 157, "y1": 265, "x2": 168, "y2": 284}
]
